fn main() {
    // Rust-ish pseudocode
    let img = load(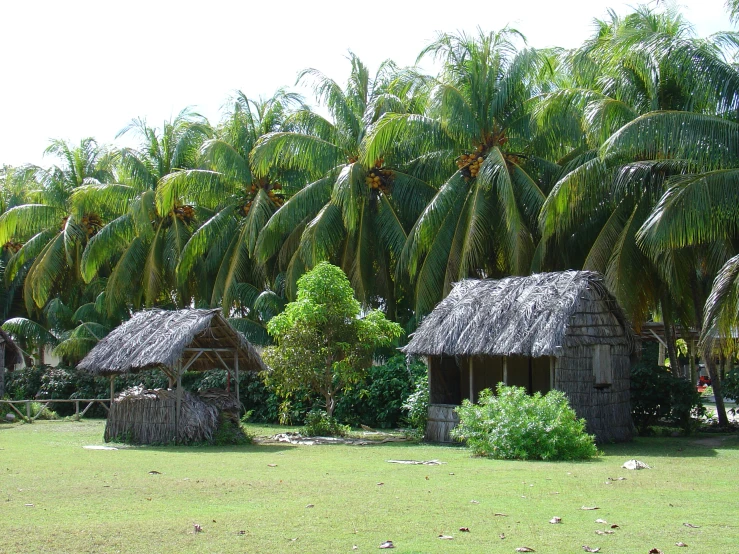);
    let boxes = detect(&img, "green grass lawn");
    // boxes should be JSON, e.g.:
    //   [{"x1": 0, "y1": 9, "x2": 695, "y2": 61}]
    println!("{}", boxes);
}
[{"x1": 1, "y1": 421, "x2": 737, "y2": 553}]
